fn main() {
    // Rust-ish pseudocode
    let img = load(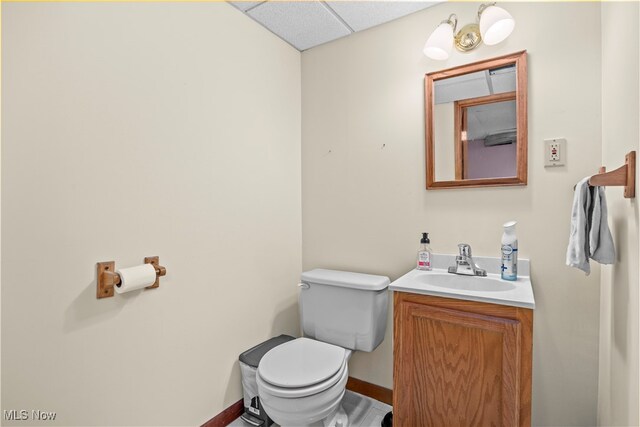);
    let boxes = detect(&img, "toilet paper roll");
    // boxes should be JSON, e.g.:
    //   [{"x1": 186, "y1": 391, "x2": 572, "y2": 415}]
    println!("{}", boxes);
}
[{"x1": 115, "y1": 264, "x2": 157, "y2": 294}]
